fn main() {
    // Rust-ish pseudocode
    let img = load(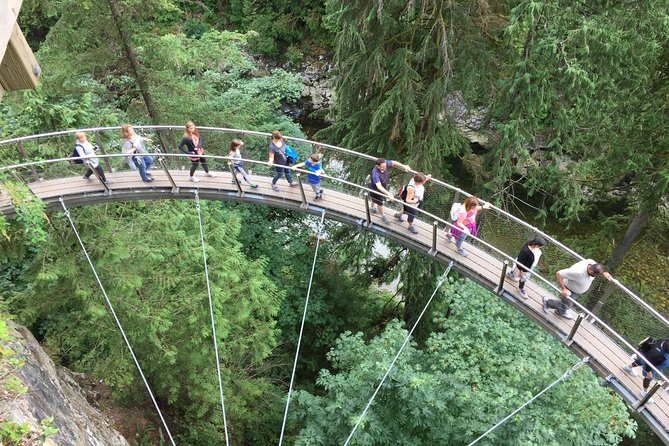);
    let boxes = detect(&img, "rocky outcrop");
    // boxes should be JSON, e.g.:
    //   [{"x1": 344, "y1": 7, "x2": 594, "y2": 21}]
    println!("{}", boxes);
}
[{"x1": 0, "y1": 321, "x2": 129, "y2": 446}]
